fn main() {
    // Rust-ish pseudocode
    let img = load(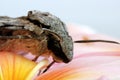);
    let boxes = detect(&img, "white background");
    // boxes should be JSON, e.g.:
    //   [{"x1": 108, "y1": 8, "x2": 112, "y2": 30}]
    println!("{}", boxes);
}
[{"x1": 0, "y1": 0, "x2": 120, "y2": 38}]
